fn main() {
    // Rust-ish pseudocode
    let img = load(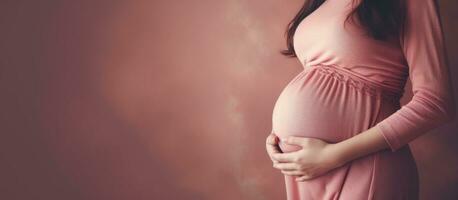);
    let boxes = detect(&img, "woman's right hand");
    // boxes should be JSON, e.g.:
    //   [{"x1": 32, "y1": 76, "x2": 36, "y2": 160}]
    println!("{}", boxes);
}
[{"x1": 265, "y1": 133, "x2": 283, "y2": 164}]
